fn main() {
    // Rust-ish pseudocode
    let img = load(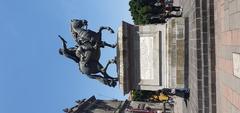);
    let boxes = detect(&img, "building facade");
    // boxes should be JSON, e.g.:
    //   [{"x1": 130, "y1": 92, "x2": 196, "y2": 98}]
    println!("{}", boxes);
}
[
  {"x1": 63, "y1": 96, "x2": 167, "y2": 113},
  {"x1": 63, "y1": 96, "x2": 128, "y2": 113},
  {"x1": 214, "y1": 0, "x2": 240, "y2": 112}
]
